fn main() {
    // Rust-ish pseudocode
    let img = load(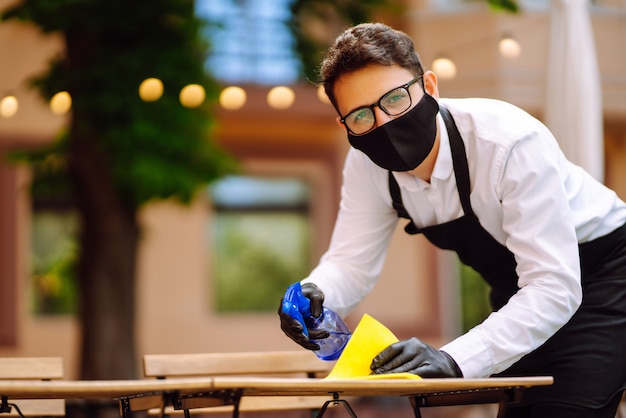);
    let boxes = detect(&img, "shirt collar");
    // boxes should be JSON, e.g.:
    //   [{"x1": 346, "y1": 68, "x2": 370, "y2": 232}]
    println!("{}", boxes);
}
[{"x1": 393, "y1": 113, "x2": 454, "y2": 190}]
